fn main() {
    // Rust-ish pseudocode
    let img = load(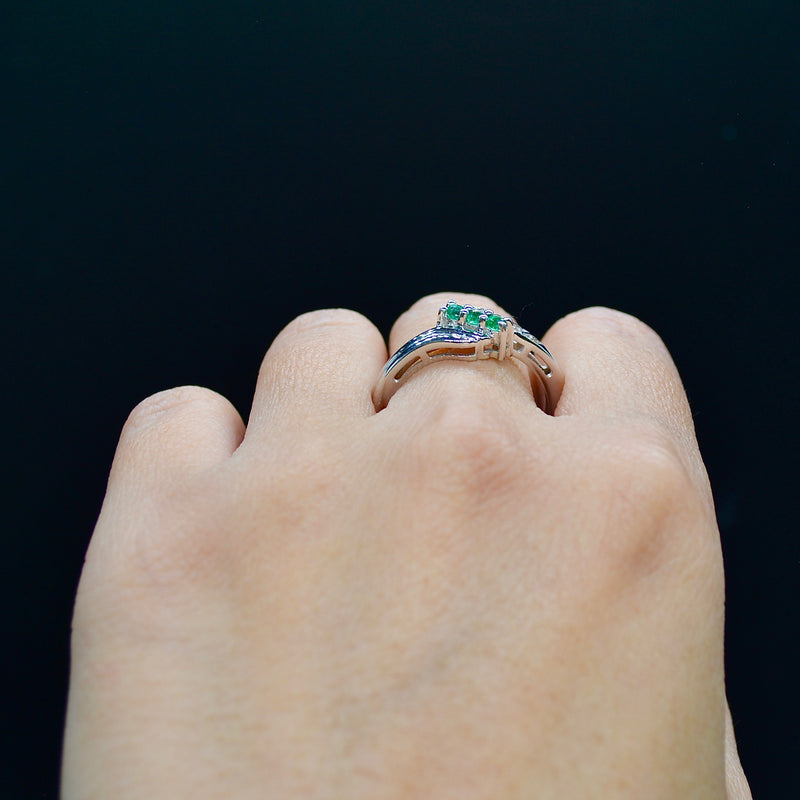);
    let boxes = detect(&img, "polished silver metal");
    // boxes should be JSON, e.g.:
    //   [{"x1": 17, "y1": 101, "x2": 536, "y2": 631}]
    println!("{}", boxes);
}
[{"x1": 373, "y1": 302, "x2": 564, "y2": 412}]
